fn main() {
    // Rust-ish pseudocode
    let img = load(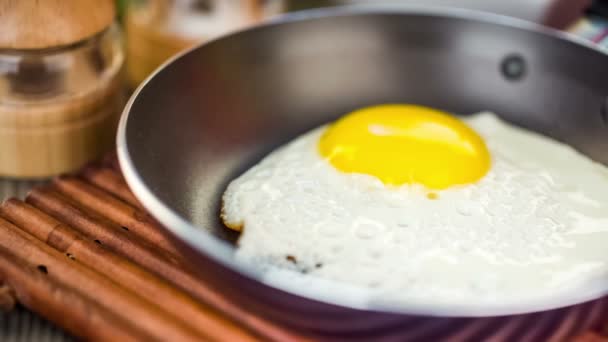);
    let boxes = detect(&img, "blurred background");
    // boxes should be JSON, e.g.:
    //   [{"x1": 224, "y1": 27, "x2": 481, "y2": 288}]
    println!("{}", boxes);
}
[{"x1": 118, "y1": 0, "x2": 608, "y2": 90}]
